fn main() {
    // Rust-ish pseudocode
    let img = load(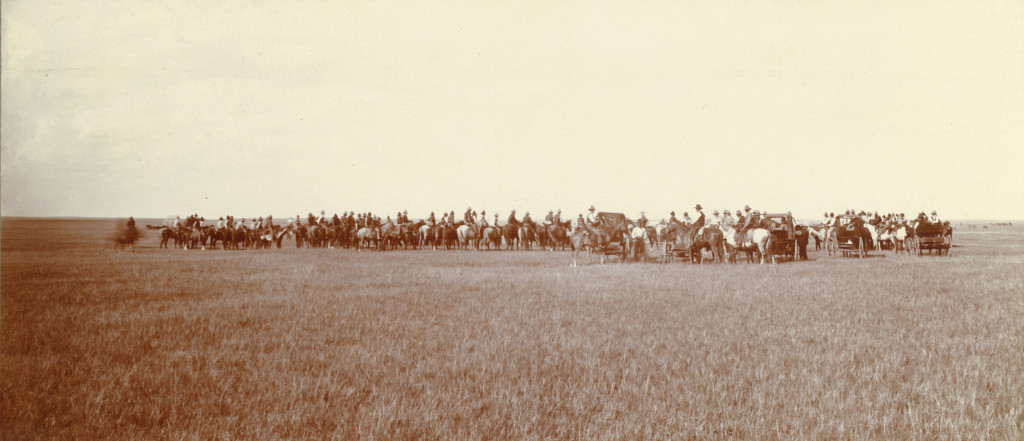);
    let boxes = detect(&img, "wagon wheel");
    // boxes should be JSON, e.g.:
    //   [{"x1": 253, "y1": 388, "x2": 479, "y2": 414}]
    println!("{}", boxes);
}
[{"x1": 826, "y1": 234, "x2": 838, "y2": 258}]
